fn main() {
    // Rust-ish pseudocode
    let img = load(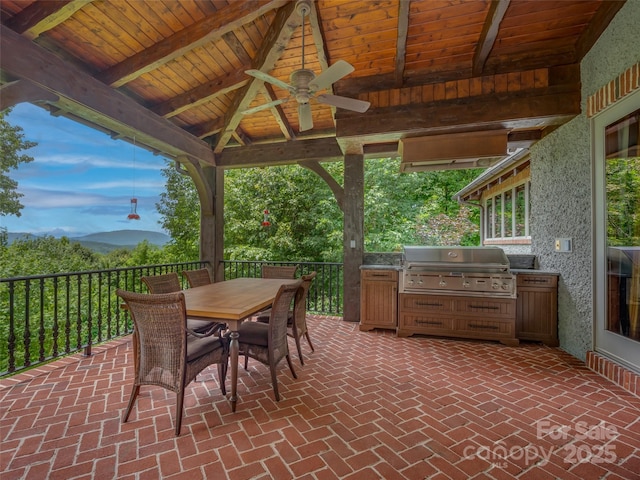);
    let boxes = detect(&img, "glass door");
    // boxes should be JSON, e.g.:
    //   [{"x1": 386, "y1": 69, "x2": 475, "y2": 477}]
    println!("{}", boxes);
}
[{"x1": 593, "y1": 89, "x2": 640, "y2": 373}]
